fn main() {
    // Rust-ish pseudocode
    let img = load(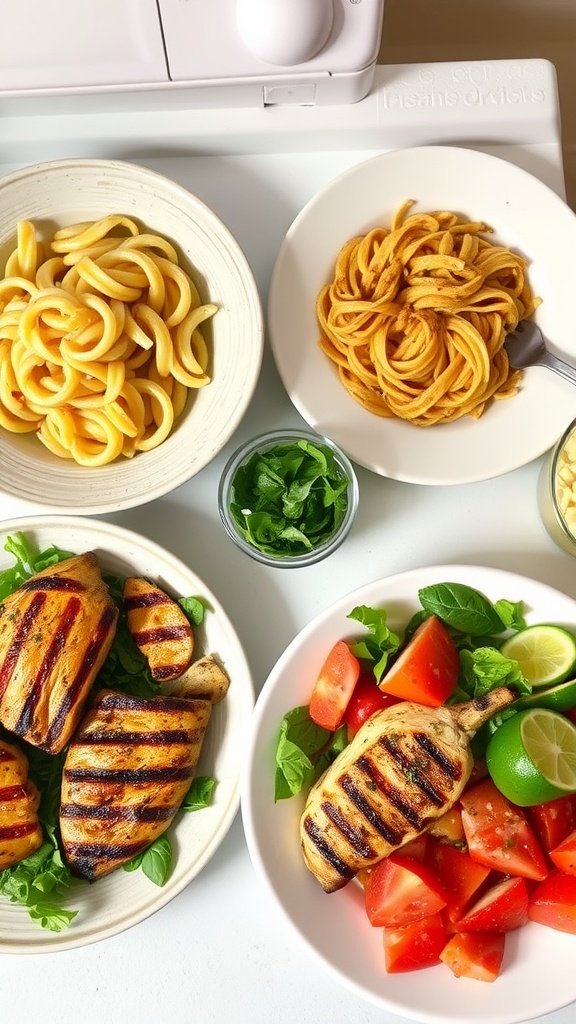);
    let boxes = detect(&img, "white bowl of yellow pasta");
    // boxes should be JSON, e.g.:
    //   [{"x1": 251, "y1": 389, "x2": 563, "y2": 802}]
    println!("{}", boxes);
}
[{"x1": 0, "y1": 158, "x2": 264, "y2": 512}]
